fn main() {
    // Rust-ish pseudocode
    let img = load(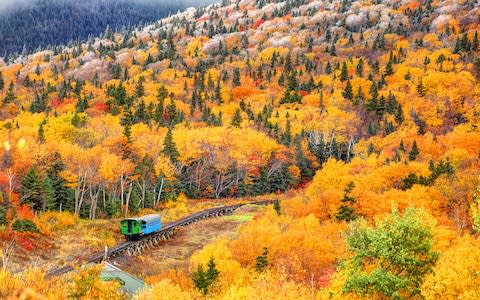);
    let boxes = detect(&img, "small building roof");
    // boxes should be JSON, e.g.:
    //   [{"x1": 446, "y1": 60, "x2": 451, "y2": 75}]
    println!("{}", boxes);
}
[{"x1": 100, "y1": 262, "x2": 146, "y2": 295}]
